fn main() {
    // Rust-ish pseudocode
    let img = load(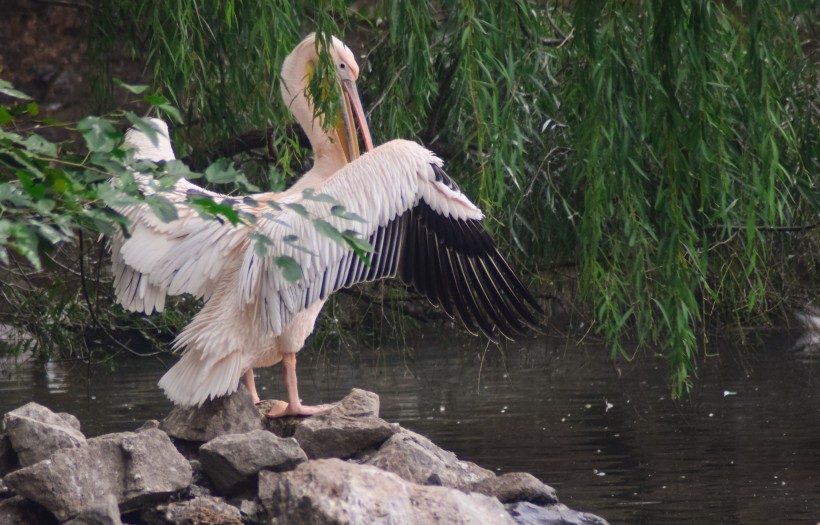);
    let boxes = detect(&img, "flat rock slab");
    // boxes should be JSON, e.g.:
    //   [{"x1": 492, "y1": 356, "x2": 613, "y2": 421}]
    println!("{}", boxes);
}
[
  {"x1": 161, "y1": 495, "x2": 242, "y2": 525},
  {"x1": 361, "y1": 429, "x2": 495, "y2": 489},
  {"x1": 199, "y1": 429, "x2": 307, "y2": 493},
  {"x1": 161, "y1": 385, "x2": 262, "y2": 442},
  {"x1": 3, "y1": 402, "x2": 86, "y2": 467},
  {"x1": 4, "y1": 428, "x2": 192, "y2": 522},
  {"x1": 267, "y1": 389, "x2": 397, "y2": 459},
  {"x1": 506, "y1": 502, "x2": 610, "y2": 525},
  {"x1": 259, "y1": 458, "x2": 516, "y2": 525},
  {"x1": 470, "y1": 472, "x2": 558, "y2": 505}
]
